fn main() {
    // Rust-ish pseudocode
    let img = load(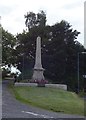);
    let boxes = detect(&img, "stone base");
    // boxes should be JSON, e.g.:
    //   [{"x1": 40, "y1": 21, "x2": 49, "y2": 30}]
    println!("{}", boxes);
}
[
  {"x1": 14, "y1": 82, "x2": 37, "y2": 87},
  {"x1": 45, "y1": 84, "x2": 67, "y2": 90},
  {"x1": 37, "y1": 83, "x2": 45, "y2": 87},
  {"x1": 32, "y1": 68, "x2": 45, "y2": 81},
  {"x1": 14, "y1": 83, "x2": 67, "y2": 90}
]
